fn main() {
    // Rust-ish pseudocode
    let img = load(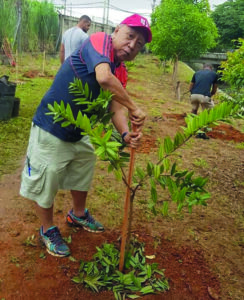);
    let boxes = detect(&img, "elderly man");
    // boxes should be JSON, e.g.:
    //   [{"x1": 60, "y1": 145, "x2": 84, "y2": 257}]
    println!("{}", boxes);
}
[
  {"x1": 20, "y1": 14, "x2": 152, "y2": 257},
  {"x1": 60, "y1": 15, "x2": 91, "y2": 64}
]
